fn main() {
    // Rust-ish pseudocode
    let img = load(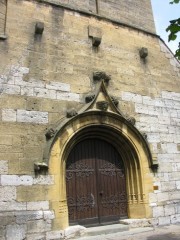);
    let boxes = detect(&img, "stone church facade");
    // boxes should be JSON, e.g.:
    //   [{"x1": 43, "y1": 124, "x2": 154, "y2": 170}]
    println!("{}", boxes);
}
[{"x1": 0, "y1": 0, "x2": 180, "y2": 239}]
